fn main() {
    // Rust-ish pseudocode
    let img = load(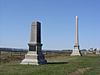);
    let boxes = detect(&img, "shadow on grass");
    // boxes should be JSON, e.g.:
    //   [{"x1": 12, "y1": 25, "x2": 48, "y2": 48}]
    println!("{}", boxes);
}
[{"x1": 47, "y1": 62, "x2": 68, "y2": 64}]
